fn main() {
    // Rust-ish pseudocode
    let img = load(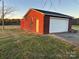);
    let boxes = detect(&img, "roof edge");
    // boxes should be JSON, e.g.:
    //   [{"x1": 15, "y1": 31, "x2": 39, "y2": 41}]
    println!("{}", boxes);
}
[
  {"x1": 23, "y1": 8, "x2": 45, "y2": 18},
  {"x1": 23, "y1": 8, "x2": 74, "y2": 19}
]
